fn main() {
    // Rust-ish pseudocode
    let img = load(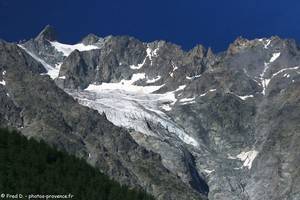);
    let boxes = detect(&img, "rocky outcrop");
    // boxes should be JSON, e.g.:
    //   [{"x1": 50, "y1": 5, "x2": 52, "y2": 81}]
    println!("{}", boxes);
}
[
  {"x1": 0, "y1": 40, "x2": 204, "y2": 200},
  {"x1": 35, "y1": 25, "x2": 57, "y2": 41}
]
